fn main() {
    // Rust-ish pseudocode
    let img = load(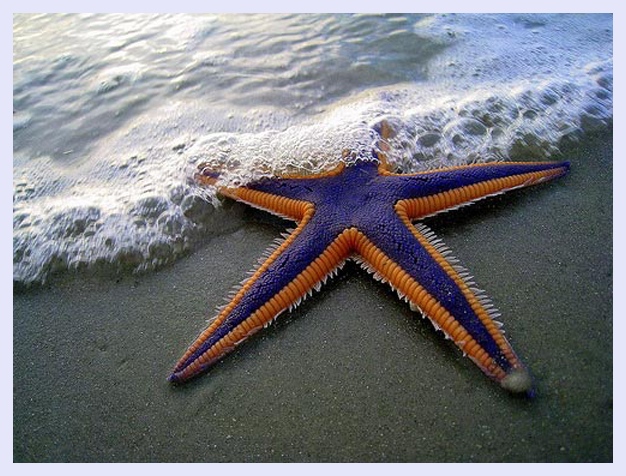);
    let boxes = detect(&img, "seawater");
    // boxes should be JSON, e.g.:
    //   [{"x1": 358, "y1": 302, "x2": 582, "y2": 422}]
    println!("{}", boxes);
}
[{"x1": 13, "y1": 13, "x2": 613, "y2": 285}]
